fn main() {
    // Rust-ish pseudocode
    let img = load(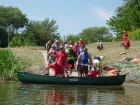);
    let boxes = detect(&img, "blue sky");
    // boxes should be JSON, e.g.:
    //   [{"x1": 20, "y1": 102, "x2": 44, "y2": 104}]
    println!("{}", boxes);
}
[{"x1": 1, "y1": 0, "x2": 123, "y2": 36}]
